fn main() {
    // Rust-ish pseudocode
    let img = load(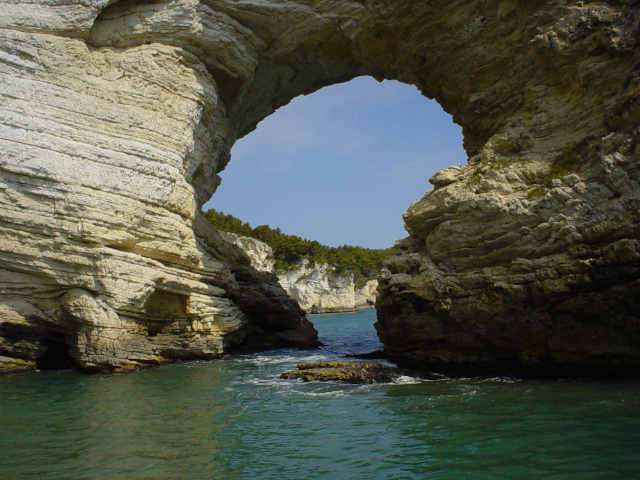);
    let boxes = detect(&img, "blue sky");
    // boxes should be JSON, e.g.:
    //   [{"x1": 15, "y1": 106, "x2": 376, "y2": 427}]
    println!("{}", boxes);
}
[{"x1": 203, "y1": 76, "x2": 466, "y2": 249}]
